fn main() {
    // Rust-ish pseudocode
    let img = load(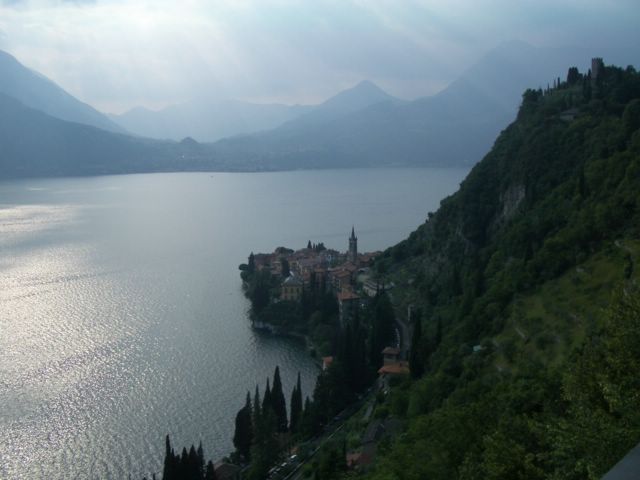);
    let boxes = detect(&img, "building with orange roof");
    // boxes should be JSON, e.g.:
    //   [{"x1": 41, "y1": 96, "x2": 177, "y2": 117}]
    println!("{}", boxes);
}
[
  {"x1": 331, "y1": 269, "x2": 353, "y2": 292},
  {"x1": 377, "y1": 361, "x2": 410, "y2": 376},
  {"x1": 322, "y1": 356, "x2": 334, "y2": 371},
  {"x1": 382, "y1": 347, "x2": 402, "y2": 365},
  {"x1": 337, "y1": 289, "x2": 360, "y2": 324}
]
